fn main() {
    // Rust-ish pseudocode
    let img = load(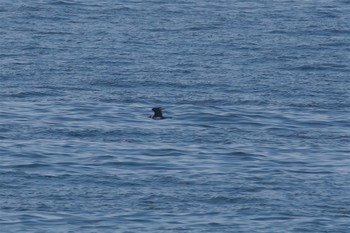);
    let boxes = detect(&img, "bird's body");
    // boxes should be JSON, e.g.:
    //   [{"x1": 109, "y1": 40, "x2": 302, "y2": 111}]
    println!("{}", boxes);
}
[{"x1": 151, "y1": 107, "x2": 165, "y2": 120}]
